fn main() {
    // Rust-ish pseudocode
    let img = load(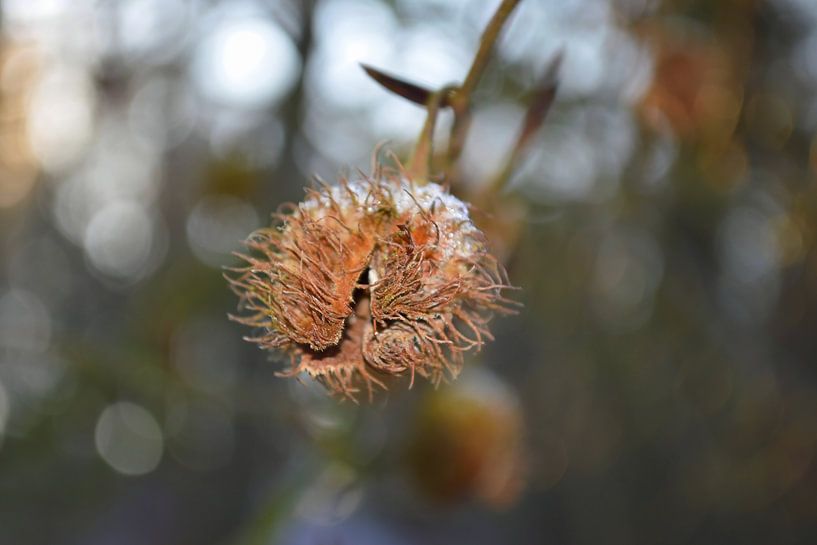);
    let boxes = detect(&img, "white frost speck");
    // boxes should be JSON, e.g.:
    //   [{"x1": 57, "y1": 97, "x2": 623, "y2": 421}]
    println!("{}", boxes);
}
[{"x1": 300, "y1": 177, "x2": 483, "y2": 262}]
